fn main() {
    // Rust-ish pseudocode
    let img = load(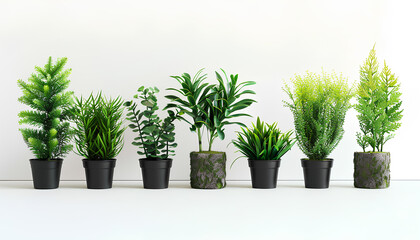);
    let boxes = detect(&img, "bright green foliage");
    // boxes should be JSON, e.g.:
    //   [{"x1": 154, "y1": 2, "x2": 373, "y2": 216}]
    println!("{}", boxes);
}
[
  {"x1": 284, "y1": 71, "x2": 353, "y2": 160},
  {"x1": 232, "y1": 117, "x2": 296, "y2": 163},
  {"x1": 72, "y1": 93, "x2": 125, "y2": 160},
  {"x1": 165, "y1": 69, "x2": 256, "y2": 152},
  {"x1": 355, "y1": 46, "x2": 403, "y2": 152},
  {"x1": 124, "y1": 86, "x2": 179, "y2": 160},
  {"x1": 18, "y1": 57, "x2": 74, "y2": 160}
]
